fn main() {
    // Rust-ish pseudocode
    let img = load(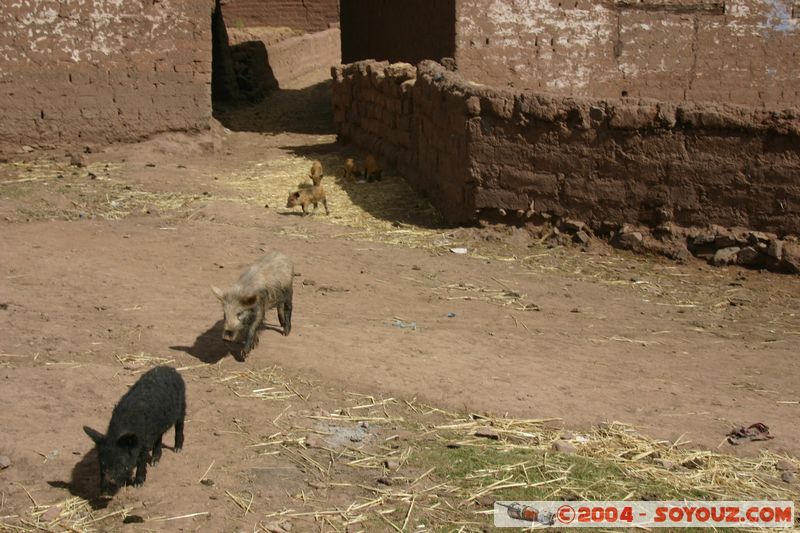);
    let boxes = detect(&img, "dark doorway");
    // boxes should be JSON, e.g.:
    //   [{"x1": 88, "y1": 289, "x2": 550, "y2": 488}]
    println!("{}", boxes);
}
[{"x1": 340, "y1": 0, "x2": 456, "y2": 64}]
